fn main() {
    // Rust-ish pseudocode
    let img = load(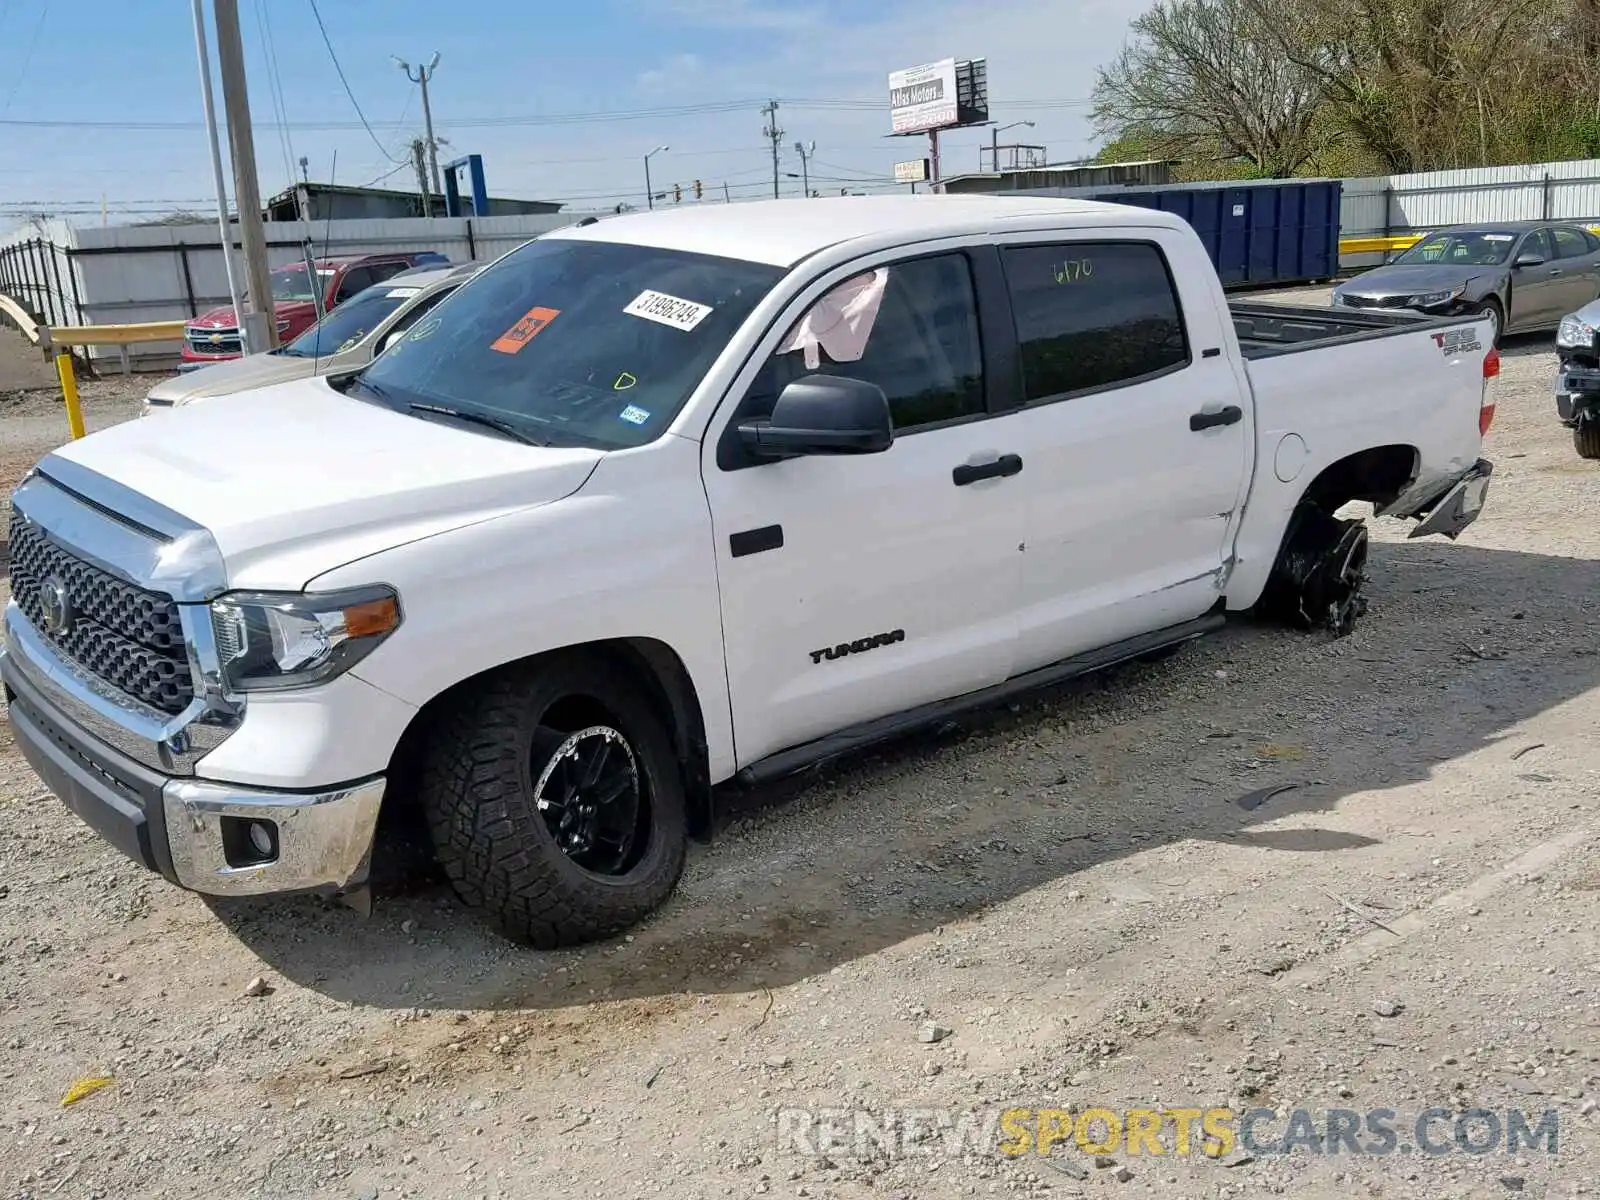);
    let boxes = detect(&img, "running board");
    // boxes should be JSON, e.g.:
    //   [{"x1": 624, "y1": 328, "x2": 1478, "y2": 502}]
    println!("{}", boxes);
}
[{"x1": 734, "y1": 606, "x2": 1226, "y2": 788}]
